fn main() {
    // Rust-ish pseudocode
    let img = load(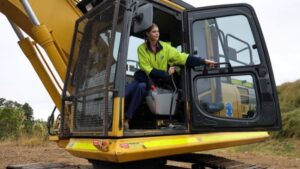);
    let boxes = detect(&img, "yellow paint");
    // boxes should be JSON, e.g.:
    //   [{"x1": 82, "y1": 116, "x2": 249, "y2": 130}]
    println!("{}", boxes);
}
[
  {"x1": 66, "y1": 139, "x2": 119, "y2": 162},
  {"x1": 56, "y1": 139, "x2": 70, "y2": 148},
  {"x1": 0, "y1": 0, "x2": 81, "y2": 57},
  {"x1": 69, "y1": 141, "x2": 98, "y2": 151},
  {"x1": 144, "y1": 137, "x2": 198, "y2": 148},
  {"x1": 32, "y1": 24, "x2": 66, "y2": 81},
  {"x1": 64, "y1": 131, "x2": 269, "y2": 163},
  {"x1": 159, "y1": 0, "x2": 185, "y2": 11},
  {"x1": 0, "y1": 0, "x2": 79, "y2": 110},
  {"x1": 2, "y1": 0, "x2": 275, "y2": 165},
  {"x1": 109, "y1": 97, "x2": 124, "y2": 137},
  {"x1": 48, "y1": 135, "x2": 59, "y2": 141},
  {"x1": 18, "y1": 38, "x2": 62, "y2": 111}
]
